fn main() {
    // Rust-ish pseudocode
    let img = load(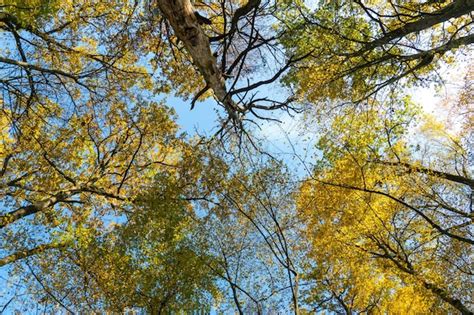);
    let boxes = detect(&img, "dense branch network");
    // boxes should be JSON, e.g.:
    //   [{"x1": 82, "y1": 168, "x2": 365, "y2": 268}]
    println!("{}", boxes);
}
[{"x1": 155, "y1": 0, "x2": 310, "y2": 126}]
